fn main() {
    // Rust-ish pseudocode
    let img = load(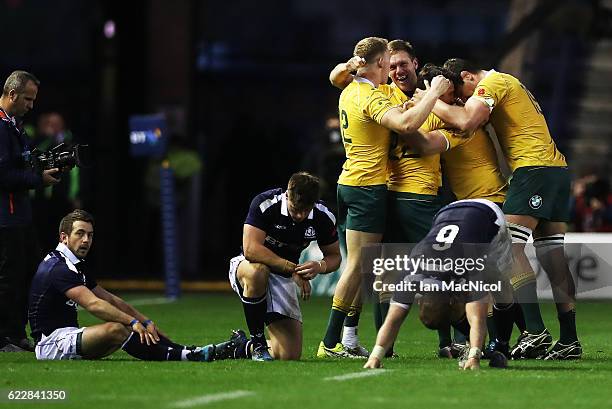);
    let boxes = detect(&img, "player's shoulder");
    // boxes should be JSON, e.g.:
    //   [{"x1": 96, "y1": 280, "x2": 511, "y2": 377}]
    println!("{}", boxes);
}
[
  {"x1": 479, "y1": 70, "x2": 515, "y2": 89},
  {"x1": 312, "y1": 200, "x2": 337, "y2": 225},
  {"x1": 251, "y1": 188, "x2": 284, "y2": 213}
]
